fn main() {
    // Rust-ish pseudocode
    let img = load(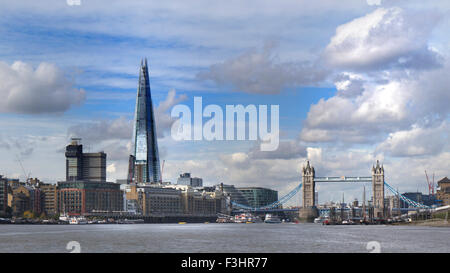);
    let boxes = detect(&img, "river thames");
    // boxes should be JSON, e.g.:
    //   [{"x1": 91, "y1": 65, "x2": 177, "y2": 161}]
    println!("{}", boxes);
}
[{"x1": 0, "y1": 223, "x2": 448, "y2": 253}]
